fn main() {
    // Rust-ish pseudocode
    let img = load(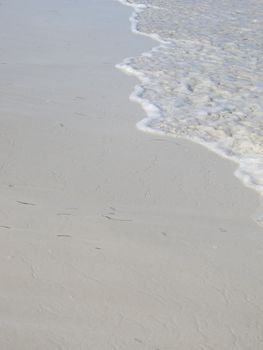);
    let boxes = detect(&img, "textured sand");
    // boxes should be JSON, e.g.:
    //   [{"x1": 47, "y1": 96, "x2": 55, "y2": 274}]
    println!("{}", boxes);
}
[{"x1": 0, "y1": 0, "x2": 262, "y2": 349}]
